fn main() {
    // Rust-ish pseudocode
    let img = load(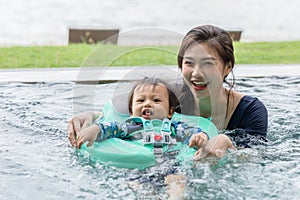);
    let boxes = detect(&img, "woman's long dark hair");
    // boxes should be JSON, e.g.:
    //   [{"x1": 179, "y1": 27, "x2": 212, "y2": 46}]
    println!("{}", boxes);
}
[{"x1": 176, "y1": 25, "x2": 236, "y2": 115}]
